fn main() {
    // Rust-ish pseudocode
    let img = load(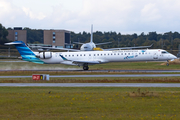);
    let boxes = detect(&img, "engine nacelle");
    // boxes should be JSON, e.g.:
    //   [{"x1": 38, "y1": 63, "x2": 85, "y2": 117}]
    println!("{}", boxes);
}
[{"x1": 39, "y1": 52, "x2": 52, "y2": 59}]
